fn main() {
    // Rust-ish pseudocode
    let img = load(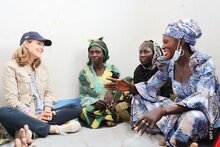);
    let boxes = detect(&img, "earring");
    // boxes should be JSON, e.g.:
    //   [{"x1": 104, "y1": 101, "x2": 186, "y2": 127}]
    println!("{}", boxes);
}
[{"x1": 180, "y1": 47, "x2": 184, "y2": 56}]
